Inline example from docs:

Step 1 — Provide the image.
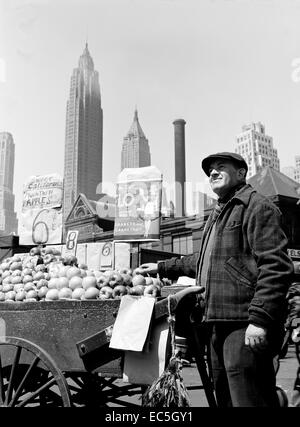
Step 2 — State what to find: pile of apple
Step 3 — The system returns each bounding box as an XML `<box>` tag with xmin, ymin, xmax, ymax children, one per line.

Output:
<box><xmin>0</xmin><ymin>246</ymin><xmax>163</xmax><ymax>302</ymax></box>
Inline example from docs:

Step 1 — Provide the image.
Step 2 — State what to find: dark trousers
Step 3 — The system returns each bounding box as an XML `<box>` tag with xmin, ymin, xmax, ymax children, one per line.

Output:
<box><xmin>208</xmin><ymin>322</ymin><xmax>280</xmax><ymax>407</ymax></box>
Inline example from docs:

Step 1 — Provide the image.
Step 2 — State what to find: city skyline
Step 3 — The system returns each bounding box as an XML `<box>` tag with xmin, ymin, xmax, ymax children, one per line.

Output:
<box><xmin>1</xmin><ymin>0</ymin><xmax>300</xmax><ymax>229</ymax></box>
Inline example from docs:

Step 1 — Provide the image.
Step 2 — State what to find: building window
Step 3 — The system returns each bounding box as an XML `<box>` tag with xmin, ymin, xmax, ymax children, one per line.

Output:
<box><xmin>172</xmin><ymin>234</ymin><xmax>193</xmax><ymax>255</ymax></box>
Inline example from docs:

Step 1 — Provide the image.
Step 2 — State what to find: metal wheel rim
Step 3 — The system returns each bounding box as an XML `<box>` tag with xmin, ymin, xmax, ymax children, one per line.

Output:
<box><xmin>0</xmin><ymin>336</ymin><xmax>71</xmax><ymax>407</ymax></box>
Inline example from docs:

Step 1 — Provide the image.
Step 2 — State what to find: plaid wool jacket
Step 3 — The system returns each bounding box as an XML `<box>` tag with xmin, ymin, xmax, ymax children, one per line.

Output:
<box><xmin>158</xmin><ymin>184</ymin><xmax>294</xmax><ymax>328</ymax></box>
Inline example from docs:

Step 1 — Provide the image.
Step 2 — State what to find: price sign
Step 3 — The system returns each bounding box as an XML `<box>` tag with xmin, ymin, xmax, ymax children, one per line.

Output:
<box><xmin>288</xmin><ymin>248</ymin><xmax>300</xmax><ymax>259</ymax></box>
<box><xmin>65</xmin><ymin>230</ymin><xmax>79</xmax><ymax>256</ymax></box>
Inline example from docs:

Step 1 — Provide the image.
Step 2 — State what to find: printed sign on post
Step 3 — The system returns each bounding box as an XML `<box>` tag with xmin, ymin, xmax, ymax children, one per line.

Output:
<box><xmin>114</xmin><ymin>166</ymin><xmax>163</xmax><ymax>242</ymax></box>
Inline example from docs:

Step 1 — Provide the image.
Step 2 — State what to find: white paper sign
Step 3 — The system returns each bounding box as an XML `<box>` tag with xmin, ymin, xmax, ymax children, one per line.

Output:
<box><xmin>109</xmin><ymin>295</ymin><xmax>155</xmax><ymax>352</ymax></box>
<box><xmin>86</xmin><ymin>242</ymin><xmax>102</xmax><ymax>271</ymax></box>
<box><xmin>76</xmin><ymin>243</ymin><xmax>87</xmax><ymax>265</ymax></box>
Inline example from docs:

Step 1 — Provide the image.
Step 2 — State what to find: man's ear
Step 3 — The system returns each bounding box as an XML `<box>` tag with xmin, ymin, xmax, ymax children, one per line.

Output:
<box><xmin>238</xmin><ymin>168</ymin><xmax>247</xmax><ymax>180</ymax></box>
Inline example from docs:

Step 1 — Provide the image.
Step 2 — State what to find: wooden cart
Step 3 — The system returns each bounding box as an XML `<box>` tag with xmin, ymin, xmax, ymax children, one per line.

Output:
<box><xmin>0</xmin><ymin>288</ymin><xmax>216</xmax><ymax>407</ymax></box>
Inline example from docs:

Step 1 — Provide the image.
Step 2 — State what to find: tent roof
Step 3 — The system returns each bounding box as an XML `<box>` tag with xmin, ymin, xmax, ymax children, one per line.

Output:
<box><xmin>247</xmin><ymin>166</ymin><xmax>300</xmax><ymax>200</ymax></box>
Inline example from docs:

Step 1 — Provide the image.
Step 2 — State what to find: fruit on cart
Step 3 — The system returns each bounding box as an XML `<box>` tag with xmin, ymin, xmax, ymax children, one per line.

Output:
<box><xmin>24</xmin><ymin>283</ymin><xmax>35</xmax><ymax>292</ymax></box>
<box><xmin>108</xmin><ymin>272</ymin><xmax>124</xmax><ymax>288</ymax></box>
<box><xmin>26</xmin><ymin>290</ymin><xmax>38</xmax><ymax>299</ymax></box>
<box><xmin>57</xmin><ymin>277</ymin><xmax>70</xmax><ymax>290</ymax></box>
<box><xmin>58</xmin><ymin>287</ymin><xmax>73</xmax><ymax>299</ymax></box>
<box><xmin>63</xmin><ymin>255</ymin><xmax>78</xmax><ymax>266</ymax></box>
<box><xmin>45</xmin><ymin>289</ymin><xmax>59</xmax><ymax>300</ymax></box>
<box><xmin>0</xmin><ymin>245</ymin><xmax>162</xmax><ymax>301</ymax></box>
<box><xmin>83</xmin><ymin>287</ymin><xmax>100</xmax><ymax>300</ymax></box>
<box><xmin>129</xmin><ymin>285</ymin><xmax>145</xmax><ymax>296</ymax></box>
<box><xmin>10</xmin><ymin>261</ymin><xmax>22</xmax><ymax>271</ymax></box>
<box><xmin>99</xmin><ymin>285</ymin><xmax>114</xmax><ymax>299</ymax></box>
<box><xmin>112</xmin><ymin>284</ymin><xmax>127</xmax><ymax>299</ymax></box>
<box><xmin>36</xmin><ymin>279</ymin><xmax>48</xmax><ymax>289</ymax></box>
<box><xmin>120</xmin><ymin>273</ymin><xmax>133</xmax><ymax>287</ymax></box>
<box><xmin>144</xmin><ymin>284</ymin><xmax>161</xmax><ymax>297</ymax></box>
<box><xmin>13</xmin><ymin>283</ymin><xmax>24</xmax><ymax>292</ymax></box>
<box><xmin>48</xmin><ymin>277</ymin><xmax>59</xmax><ymax>289</ymax></box>
<box><xmin>16</xmin><ymin>290</ymin><xmax>26</xmax><ymax>301</ymax></box>
<box><xmin>30</xmin><ymin>247</ymin><xmax>41</xmax><ymax>256</ymax></box>
<box><xmin>2</xmin><ymin>284</ymin><xmax>13</xmax><ymax>293</ymax></box>
<box><xmin>5</xmin><ymin>291</ymin><xmax>16</xmax><ymax>301</ymax></box>
<box><xmin>119</xmin><ymin>267</ymin><xmax>133</xmax><ymax>276</ymax></box>
<box><xmin>145</xmin><ymin>277</ymin><xmax>154</xmax><ymax>285</ymax></box>
<box><xmin>38</xmin><ymin>286</ymin><xmax>48</xmax><ymax>299</ymax></box>
<box><xmin>78</xmin><ymin>263</ymin><xmax>88</xmax><ymax>270</ymax></box>
<box><xmin>72</xmin><ymin>288</ymin><xmax>85</xmax><ymax>300</ymax></box>
<box><xmin>69</xmin><ymin>276</ymin><xmax>83</xmax><ymax>290</ymax></box>
<box><xmin>132</xmin><ymin>274</ymin><xmax>146</xmax><ymax>287</ymax></box>
<box><xmin>66</xmin><ymin>266</ymin><xmax>81</xmax><ymax>279</ymax></box>
<box><xmin>82</xmin><ymin>276</ymin><xmax>97</xmax><ymax>290</ymax></box>
<box><xmin>96</xmin><ymin>274</ymin><xmax>109</xmax><ymax>288</ymax></box>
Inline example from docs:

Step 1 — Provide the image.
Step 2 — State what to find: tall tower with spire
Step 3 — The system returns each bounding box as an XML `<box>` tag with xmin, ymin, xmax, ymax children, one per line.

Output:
<box><xmin>121</xmin><ymin>108</ymin><xmax>151</xmax><ymax>170</ymax></box>
<box><xmin>0</xmin><ymin>132</ymin><xmax>18</xmax><ymax>235</ymax></box>
<box><xmin>63</xmin><ymin>43</ymin><xmax>103</xmax><ymax>220</ymax></box>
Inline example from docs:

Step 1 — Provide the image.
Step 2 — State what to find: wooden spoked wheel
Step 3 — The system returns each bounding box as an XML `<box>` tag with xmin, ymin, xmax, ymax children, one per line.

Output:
<box><xmin>0</xmin><ymin>337</ymin><xmax>71</xmax><ymax>407</ymax></box>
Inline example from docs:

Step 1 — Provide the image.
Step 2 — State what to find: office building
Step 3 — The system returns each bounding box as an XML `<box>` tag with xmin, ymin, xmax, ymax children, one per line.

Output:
<box><xmin>282</xmin><ymin>155</ymin><xmax>300</xmax><ymax>183</ymax></box>
<box><xmin>235</xmin><ymin>122</ymin><xmax>280</xmax><ymax>178</ymax></box>
<box><xmin>0</xmin><ymin>132</ymin><xmax>18</xmax><ymax>235</ymax></box>
<box><xmin>121</xmin><ymin>109</ymin><xmax>151</xmax><ymax>170</ymax></box>
<box><xmin>63</xmin><ymin>43</ymin><xmax>103</xmax><ymax>220</ymax></box>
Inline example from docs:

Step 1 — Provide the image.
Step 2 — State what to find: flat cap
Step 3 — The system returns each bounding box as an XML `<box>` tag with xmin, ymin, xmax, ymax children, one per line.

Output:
<box><xmin>202</xmin><ymin>152</ymin><xmax>248</xmax><ymax>176</ymax></box>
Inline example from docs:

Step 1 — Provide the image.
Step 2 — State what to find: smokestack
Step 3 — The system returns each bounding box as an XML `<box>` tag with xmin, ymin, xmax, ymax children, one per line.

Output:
<box><xmin>173</xmin><ymin>118</ymin><xmax>186</xmax><ymax>217</ymax></box>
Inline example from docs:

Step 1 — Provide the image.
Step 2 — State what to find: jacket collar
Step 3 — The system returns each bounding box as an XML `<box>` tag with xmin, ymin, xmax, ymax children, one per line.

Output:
<box><xmin>230</xmin><ymin>183</ymin><xmax>255</xmax><ymax>206</ymax></box>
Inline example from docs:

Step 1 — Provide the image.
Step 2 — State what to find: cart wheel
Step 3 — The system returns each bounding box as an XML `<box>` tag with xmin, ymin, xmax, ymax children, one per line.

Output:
<box><xmin>0</xmin><ymin>336</ymin><xmax>72</xmax><ymax>407</ymax></box>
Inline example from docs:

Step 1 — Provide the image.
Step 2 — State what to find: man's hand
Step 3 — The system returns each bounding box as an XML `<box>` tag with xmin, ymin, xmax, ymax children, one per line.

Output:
<box><xmin>135</xmin><ymin>263</ymin><xmax>158</xmax><ymax>277</ymax></box>
<box><xmin>245</xmin><ymin>324</ymin><xmax>268</xmax><ymax>351</ymax></box>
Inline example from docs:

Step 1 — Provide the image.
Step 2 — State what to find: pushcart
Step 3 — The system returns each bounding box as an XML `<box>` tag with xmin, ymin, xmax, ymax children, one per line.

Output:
<box><xmin>0</xmin><ymin>287</ymin><xmax>216</xmax><ymax>407</ymax></box>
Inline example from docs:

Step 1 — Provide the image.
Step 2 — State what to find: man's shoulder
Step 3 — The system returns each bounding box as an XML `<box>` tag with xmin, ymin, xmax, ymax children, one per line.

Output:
<box><xmin>248</xmin><ymin>189</ymin><xmax>281</xmax><ymax>213</ymax></box>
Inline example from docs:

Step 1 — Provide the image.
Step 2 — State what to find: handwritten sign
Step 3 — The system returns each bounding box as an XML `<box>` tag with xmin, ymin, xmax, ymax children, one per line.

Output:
<box><xmin>22</xmin><ymin>174</ymin><xmax>63</xmax><ymax>211</ymax></box>
<box><xmin>19</xmin><ymin>174</ymin><xmax>63</xmax><ymax>245</ymax></box>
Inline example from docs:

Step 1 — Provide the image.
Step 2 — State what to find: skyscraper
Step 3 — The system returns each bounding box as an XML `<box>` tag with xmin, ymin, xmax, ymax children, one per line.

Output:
<box><xmin>121</xmin><ymin>109</ymin><xmax>151</xmax><ymax>170</ymax></box>
<box><xmin>0</xmin><ymin>132</ymin><xmax>18</xmax><ymax>235</ymax></box>
<box><xmin>235</xmin><ymin>122</ymin><xmax>280</xmax><ymax>178</ymax></box>
<box><xmin>282</xmin><ymin>155</ymin><xmax>300</xmax><ymax>183</ymax></box>
<box><xmin>63</xmin><ymin>43</ymin><xmax>103</xmax><ymax>220</ymax></box>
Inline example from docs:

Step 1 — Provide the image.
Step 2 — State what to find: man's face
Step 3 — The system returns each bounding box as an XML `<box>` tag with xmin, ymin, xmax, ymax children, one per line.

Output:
<box><xmin>208</xmin><ymin>160</ymin><xmax>245</xmax><ymax>198</ymax></box>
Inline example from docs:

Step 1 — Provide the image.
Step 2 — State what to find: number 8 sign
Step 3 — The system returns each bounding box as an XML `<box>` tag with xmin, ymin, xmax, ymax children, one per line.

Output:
<box><xmin>65</xmin><ymin>230</ymin><xmax>79</xmax><ymax>256</ymax></box>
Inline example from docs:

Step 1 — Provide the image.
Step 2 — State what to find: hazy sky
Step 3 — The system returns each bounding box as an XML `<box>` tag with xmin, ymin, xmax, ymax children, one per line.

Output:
<box><xmin>1</xmin><ymin>0</ymin><xmax>300</xmax><ymax>226</ymax></box>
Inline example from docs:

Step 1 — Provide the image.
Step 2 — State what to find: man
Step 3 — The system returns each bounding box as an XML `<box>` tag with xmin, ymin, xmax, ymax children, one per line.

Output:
<box><xmin>138</xmin><ymin>152</ymin><xmax>294</xmax><ymax>407</ymax></box>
